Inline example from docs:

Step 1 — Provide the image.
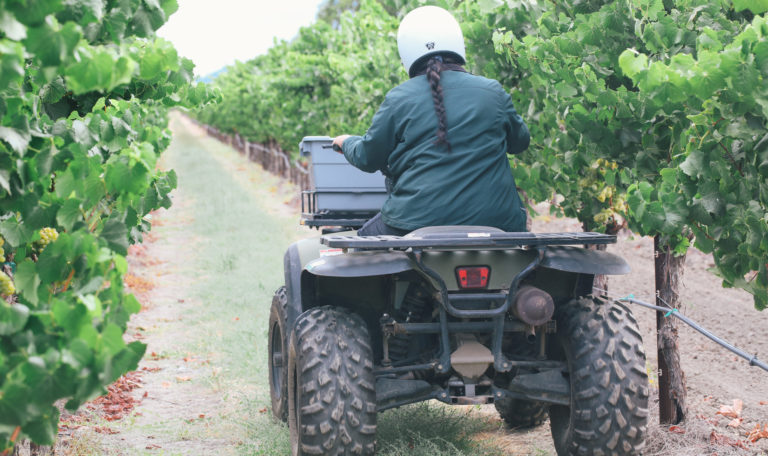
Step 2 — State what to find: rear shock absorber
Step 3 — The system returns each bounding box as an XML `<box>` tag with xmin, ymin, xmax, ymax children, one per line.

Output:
<box><xmin>387</xmin><ymin>286</ymin><xmax>432</xmax><ymax>365</ymax></box>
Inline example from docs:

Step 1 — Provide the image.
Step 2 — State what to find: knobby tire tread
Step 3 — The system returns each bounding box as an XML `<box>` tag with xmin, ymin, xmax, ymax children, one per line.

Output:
<box><xmin>495</xmin><ymin>396</ymin><xmax>549</xmax><ymax>429</ymax></box>
<box><xmin>496</xmin><ymin>333</ymin><xmax>549</xmax><ymax>428</ymax></box>
<box><xmin>550</xmin><ymin>296</ymin><xmax>649</xmax><ymax>456</ymax></box>
<box><xmin>289</xmin><ymin>306</ymin><xmax>376</xmax><ymax>456</ymax></box>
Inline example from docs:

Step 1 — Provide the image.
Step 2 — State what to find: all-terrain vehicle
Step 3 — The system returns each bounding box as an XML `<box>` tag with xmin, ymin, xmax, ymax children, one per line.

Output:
<box><xmin>269</xmin><ymin>137</ymin><xmax>649</xmax><ymax>455</ymax></box>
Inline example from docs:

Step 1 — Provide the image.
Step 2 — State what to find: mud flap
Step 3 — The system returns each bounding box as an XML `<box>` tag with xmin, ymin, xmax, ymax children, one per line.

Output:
<box><xmin>504</xmin><ymin>368</ymin><xmax>570</xmax><ymax>406</ymax></box>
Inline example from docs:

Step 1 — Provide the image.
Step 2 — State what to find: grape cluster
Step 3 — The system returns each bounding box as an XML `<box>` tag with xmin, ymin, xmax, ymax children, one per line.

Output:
<box><xmin>596</xmin><ymin>186</ymin><xmax>614</xmax><ymax>203</ymax></box>
<box><xmin>594</xmin><ymin>158</ymin><xmax>619</xmax><ymax>171</ymax></box>
<box><xmin>0</xmin><ymin>237</ymin><xmax>4</xmax><ymax>263</ymax></box>
<box><xmin>0</xmin><ymin>271</ymin><xmax>14</xmax><ymax>297</ymax></box>
<box><xmin>581</xmin><ymin>158</ymin><xmax>629</xmax><ymax>226</ymax></box>
<box><xmin>36</xmin><ymin>227</ymin><xmax>59</xmax><ymax>251</ymax></box>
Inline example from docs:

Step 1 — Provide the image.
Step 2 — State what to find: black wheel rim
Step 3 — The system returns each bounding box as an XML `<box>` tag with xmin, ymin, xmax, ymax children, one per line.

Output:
<box><xmin>270</xmin><ymin>322</ymin><xmax>283</xmax><ymax>400</ymax></box>
<box><xmin>291</xmin><ymin>360</ymin><xmax>300</xmax><ymax>456</ymax></box>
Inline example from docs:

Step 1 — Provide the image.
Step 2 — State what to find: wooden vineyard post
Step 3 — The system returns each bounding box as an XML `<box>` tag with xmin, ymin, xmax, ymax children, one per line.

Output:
<box><xmin>654</xmin><ymin>235</ymin><xmax>688</xmax><ymax>424</ymax></box>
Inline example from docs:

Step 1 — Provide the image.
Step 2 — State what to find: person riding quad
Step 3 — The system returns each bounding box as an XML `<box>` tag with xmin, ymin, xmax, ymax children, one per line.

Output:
<box><xmin>332</xmin><ymin>5</ymin><xmax>530</xmax><ymax>236</ymax></box>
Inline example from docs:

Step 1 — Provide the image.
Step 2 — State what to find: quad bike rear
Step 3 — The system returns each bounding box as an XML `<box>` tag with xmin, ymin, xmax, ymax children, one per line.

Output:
<box><xmin>268</xmin><ymin>137</ymin><xmax>649</xmax><ymax>455</ymax></box>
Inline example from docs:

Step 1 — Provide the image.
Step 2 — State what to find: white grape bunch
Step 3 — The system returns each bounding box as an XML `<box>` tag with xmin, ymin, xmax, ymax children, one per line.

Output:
<box><xmin>36</xmin><ymin>227</ymin><xmax>59</xmax><ymax>251</ymax></box>
<box><xmin>0</xmin><ymin>271</ymin><xmax>15</xmax><ymax>297</ymax></box>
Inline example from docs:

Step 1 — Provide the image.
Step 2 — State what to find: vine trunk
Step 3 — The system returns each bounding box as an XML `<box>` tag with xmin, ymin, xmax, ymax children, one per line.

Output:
<box><xmin>654</xmin><ymin>235</ymin><xmax>688</xmax><ymax>424</ymax></box>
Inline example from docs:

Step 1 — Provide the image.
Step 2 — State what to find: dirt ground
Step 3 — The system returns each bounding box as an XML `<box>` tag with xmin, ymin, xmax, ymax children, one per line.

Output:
<box><xmin>55</xmin><ymin>116</ymin><xmax>768</xmax><ymax>455</ymax></box>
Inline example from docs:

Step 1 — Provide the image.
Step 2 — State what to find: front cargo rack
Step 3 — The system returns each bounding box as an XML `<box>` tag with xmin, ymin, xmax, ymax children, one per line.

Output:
<box><xmin>300</xmin><ymin>190</ymin><xmax>377</xmax><ymax>229</ymax></box>
<box><xmin>321</xmin><ymin>231</ymin><xmax>616</xmax><ymax>250</ymax></box>
<box><xmin>299</xmin><ymin>136</ymin><xmax>388</xmax><ymax>230</ymax></box>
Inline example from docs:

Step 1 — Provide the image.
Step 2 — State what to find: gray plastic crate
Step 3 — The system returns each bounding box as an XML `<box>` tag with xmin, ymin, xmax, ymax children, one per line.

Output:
<box><xmin>299</xmin><ymin>136</ymin><xmax>387</xmax><ymax>213</ymax></box>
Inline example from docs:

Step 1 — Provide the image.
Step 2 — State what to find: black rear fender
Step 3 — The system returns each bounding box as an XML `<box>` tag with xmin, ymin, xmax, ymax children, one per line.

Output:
<box><xmin>283</xmin><ymin>244</ymin><xmax>304</xmax><ymax>333</ymax></box>
<box><xmin>536</xmin><ymin>246</ymin><xmax>629</xmax><ymax>303</ymax></box>
<box><xmin>299</xmin><ymin>251</ymin><xmax>416</xmax><ymax>314</ymax></box>
<box><xmin>541</xmin><ymin>246</ymin><xmax>630</xmax><ymax>276</ymax></box>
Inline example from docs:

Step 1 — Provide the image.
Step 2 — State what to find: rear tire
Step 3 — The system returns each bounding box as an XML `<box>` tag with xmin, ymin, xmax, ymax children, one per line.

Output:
<box><xmin>495</xmin><ymin>396</ymin><xmax>548</xmax><ymax>429</ymax></box>
<box><xmin>288</xmin><ymin>306</ymin><xmax>377</xmax><ymax>456</ymax></box>
<box><xmin>268</xmin><ymin>286</ymin><xmax>289</xmax><ymax>422</ymax></box>
<box><xmin>549</xmin><ymin>296</ymin><xmax>649</xmax><ymax>456</ymax></box>
<box><xmin>496</xmin><ymin>333</ymin><xmax>549</xmax><ymax>429</ymax></box>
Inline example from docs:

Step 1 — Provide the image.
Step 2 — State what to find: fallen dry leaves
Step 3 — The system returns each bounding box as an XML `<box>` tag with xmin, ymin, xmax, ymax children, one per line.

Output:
<box><xmin>727</xmin><ymin>418</ymin><xmax>743</xmax><ymax>428</ymax></box>
<box><xmin>184</xmin><ymin>413</ymin><xmax>207</xmax><ymax>424</ymax></box>
<box><xmin>695</xmin><ymin>413</ymin><xmax>721</xmax><ymax>426</ymax></box>
<box><xmin>123</xmin><ymin>273</ymin><xmax>155</xmax><ymax>296</ymax></box>
<box><xmin>127</xmin><ymin>244</ymin><xmax>161</xmax><ymax>266</ymax></box>
<box><xmin>709</xmin><ymin>430</ymin><xmax>749</xmax><ymax>449</ymax></box>
<box><xmin>59</xmin><ymin>371</ymin><xmax>147</xmax><ymax>435</ymax></box>
<box><xmin>716</xmin><ymin>399</ymin><xmax>743</xmax><ymax>419</ymax></box>
<box><xmin>668</xmin><ymin>425</ymin><xmax>685</xmax><ymax>434</ymax></box>
<box><xmin>747</xmin><ymin>424</ymin><xmax>768</xmax><ymax>443</ymax></box>
<box><xmin>88</xmin><ymin>371</ymin><xmax>144</xmax><ymax>422</ymax></box>
<box><xmin>716</xmin><ymin>399</ymin><xmax>746</xmax><ymax>429</ymax></box>
<box><xmin>147</xmin><ymin>351</ymin><xmax>168</xmax><ymax>361</ymax></box>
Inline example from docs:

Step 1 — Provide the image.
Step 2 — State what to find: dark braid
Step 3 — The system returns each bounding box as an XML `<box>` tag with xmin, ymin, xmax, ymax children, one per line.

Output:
<box><xmin>425</xmin><ymin>56</ymin><xmax>451</xmax><ymax>151</ymax></box>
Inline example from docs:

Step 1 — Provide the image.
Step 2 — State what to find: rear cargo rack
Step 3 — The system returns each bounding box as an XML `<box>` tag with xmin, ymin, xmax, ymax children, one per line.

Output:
<box><xmin>321</xmin><ymin>231</ymin><xmax>616</xmax><ymax>250</ymax></box>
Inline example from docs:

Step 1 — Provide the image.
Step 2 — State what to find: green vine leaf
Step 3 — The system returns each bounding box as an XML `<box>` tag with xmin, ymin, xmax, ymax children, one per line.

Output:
<box><xmin>0</xmin><ymin>0</ymin><xmax>210</xmax><ymax>448</ymax></box>
<box><xmin>0</xmin><ymin>303</ymin><xmax>30</xmax><ymax>336</ymax></box>
<box><xmin>733</xmin><ymin>0</ymin><xmax>768</xmax><ymax>14</ymax></box>
<box><xmin>0</xmin><ymin>10</ymin><xmax>27</xmax><ymax>40</ymax></box>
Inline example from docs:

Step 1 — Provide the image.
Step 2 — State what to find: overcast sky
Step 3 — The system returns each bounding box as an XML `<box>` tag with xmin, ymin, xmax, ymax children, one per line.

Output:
<box><xmin>157</xmin><ymin>0</ymin><xmax>325</xmax><ymax>77</ymax></box>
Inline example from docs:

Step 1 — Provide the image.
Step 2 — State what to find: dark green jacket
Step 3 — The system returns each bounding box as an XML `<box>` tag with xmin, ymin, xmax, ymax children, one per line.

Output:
<box><xmin>342</xmin><ymin>71</ymin><xmax>529</xmax><ymax>232</ymax></box>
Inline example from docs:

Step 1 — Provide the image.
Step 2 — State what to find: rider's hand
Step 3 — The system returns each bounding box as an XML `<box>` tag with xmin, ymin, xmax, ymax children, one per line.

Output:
<box><xmin>332</xmin><ymin>135</ymin><xmax>350</xmax><ymax>153</ymax></box>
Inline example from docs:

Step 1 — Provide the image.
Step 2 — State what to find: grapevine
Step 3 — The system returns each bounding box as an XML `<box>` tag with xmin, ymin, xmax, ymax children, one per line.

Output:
<box><xmin>487</xmin><ymin>0</ymin><xmax>768</xmax><ymax>308</ymax></box>
<box><xmin>197</xmin><ymin>0</ymin><xmax>768</xmax><ymax>307</ymax></box>
<box><xmin>0</xmin><ymin>0</ymin><xmax>217</xmax><ymax>450</ymax></box>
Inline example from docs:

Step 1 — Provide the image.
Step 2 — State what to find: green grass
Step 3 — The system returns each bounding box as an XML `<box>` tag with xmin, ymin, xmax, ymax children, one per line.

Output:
<box><xmin>160</xmin><ymin>117</ymin><xmax>293</xmax><ymax>454</ymax></box>
<box><xmin>131</xmin><ymin>115</ymin><xmax>514</xmax><ymax>455</ymax></box>
<box><xmin>378</xmin><ymin>404</ymin><xmax>505</xmax><ymax>455</ymax></box>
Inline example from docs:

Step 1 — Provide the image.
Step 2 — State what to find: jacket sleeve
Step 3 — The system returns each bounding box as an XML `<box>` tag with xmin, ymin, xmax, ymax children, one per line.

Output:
<box><xmin>502</xmin><ymin>93</ymin><xmax>530</xmax><ymax>155</ymax></box>
<box><xmin>342</xmin><ymin>95</ymin><xmax>397</xmax><ymax>173</ymax></box>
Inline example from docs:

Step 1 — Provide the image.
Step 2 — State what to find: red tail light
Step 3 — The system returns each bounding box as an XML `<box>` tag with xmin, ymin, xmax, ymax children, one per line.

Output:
<box><xmin>455</xmin><ymin>266</ymin><xmax>490</xmax><ymax>289</ymax></box>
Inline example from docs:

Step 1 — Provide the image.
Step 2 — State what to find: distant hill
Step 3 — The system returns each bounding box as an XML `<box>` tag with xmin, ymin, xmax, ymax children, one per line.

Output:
<box><xmin>196</xmin><ymin>67</ymin><xmax>227</xmax><ymax>84</ymax></box>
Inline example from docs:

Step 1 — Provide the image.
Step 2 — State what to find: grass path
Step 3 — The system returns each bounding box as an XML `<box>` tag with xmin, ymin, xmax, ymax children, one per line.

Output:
<box><xmin>60</xmin><ymin>114</ymin><xmax>554</xmax><ymax>455</ymax></box>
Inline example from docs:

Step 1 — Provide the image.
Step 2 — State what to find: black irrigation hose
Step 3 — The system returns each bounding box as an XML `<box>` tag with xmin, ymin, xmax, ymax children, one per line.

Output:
<box><xmin>618</xmin><ymin>296</ymin><xmax>768</xmax><ymax>373</ymax></box>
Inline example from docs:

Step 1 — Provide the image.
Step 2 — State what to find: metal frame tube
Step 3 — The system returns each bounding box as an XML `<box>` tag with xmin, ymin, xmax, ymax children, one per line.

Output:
<box><xmin>392</xmin><ymin>320</ymin><xmax>527</xmax><ymax>334</ymax></box>
<box><xmin>406</xmin><ymin>248</ymin><xmax>545</xmax><ymax>374</ymax></box>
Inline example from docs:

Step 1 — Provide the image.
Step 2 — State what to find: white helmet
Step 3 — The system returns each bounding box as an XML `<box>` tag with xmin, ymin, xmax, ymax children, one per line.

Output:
<box><xmin>397</xmin><ymin>6</ymin><xmax>466</xmax><ymax>78</ymax></box>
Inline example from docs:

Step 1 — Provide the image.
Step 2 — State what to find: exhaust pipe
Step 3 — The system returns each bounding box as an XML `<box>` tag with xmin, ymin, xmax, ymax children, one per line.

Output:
<box><xmin>524</xmin><ymin>324</ymin><xmax>537</xmax><ymax>344</ymax></box>
<box><xmin>513</xmin><ymin>285</ymin><xmax>554</xmax><ymax>327</ymax></box>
